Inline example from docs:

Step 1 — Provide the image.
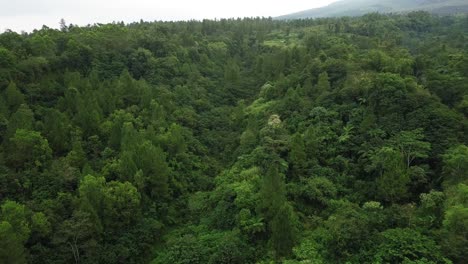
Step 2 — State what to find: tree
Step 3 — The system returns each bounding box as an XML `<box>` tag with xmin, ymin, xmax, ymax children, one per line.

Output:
<box><xmin>270</xmin><ymin>202</ymin><xmax>299</xmax><ymax>258</ymax></box>
<box><xmin>53</xmin><ymin>211</ymin><xmax>100</xmax><ymax>264</ymax></box>
<box><xmin>280</xmin><ymin>88</ymin><xmax>303</xmax><ymax>117</ymax></box>
<box><xmin>284</xmin><ymin>238</ymin><xmax>325</xmax><ymax>264</ymax></box>
<box><xmin>419</xmin><ymin>191</ymin><xmax>445</xmax><ymax>228</ymax></box>
<box><xmin>103</xmin><ymin>181</ymin><xmax>141</xmax><ymax>230</ymax></box>
<box><xmin>42</xmin><ymin>109</ymin><xmax>71</xmax><ymax>154</ymax></box>
<box><xmin>259</xmin><ymin>165</ymin><xmax>287</xmax><ymax>220</ymax></box>
<box><xmin>154</xmin><ymin>234</ymin><xmax>205</xmax><ymax>264</ymax></box>
<box><xmin>59</xmin><ymin>18</ymin><xmax>68</xmax><ymax>32</ymax></box>
<box><xmin>288</xmin><ymin>133</ymin><xmax>307</xmax><ymax>179</ymax></box>
<box><xmin>0</xmin><ymin>47</ymin><xmax>15</xmax><ymax>88</ymax></box>
<box><xmin>6</xmin><ymin>104</ymin><xmax>34</xmax><ymax>138</ymax></box>
<box><xmin>107</xmin><ymin>111</ymin><xmax>136</xmax><ymax>150</ymax></box>
<box><xmin>258</xmin><ymin>115</ymin><xmax>298</xmax><ymax>258</ymax></box>
<box><xmin>224</xmin><ymin>60</ymin><xmax>242</xmax><ymax>101</ymax></box>
<box><xmin>31</xmin><ymin>212</ymin><xmax>51</xmax><ymax>238</ymax></box>
<box><xmin>456</xmin><ymin>95</ymin><xmax>468</xmax><ymax>117</ymax></box>
<box><xmin>369</xmin><ymin>147</ymin><xmax>409</xmax><ymax>203</ymax></box>
<box><xmin>316</xmin><ymin>71</ymin><xmax>331</xmax><ymax>95</ymax></box>
<box><xmin>366</xmin><ymin>49</ymin><xmax>390</xmax><ymax>72</ymax></box>
<box><xmin>322</xmin><ymin>201</ymin><xmax>371</xmax><ymax>262</ymax></box>
<box><xmin>442</xmin><ymin>145</ymin><xmax>468</xmax><ymax>186</ymax></box>
<box><xmin>3</xmin><ymin>82</ymin><xmax>24</xmax><ymax>114</ymax></box>
<box><xmin>0</xmin><ymin>200</ymin><xmax>30</xmax><ymax>243</ymax></box>
<box><xmin>75</xmin><ymin>93</ymin><xmax>102</xmax><ymax>137</ymax></box>
<box><xmin>302</xmin><ymin>77</ymin><xmax>314</xmax><ymax>98</ymax></box>
<box><xmin>66</xmin><ymin>130</ymin><xmax>87</xmax><ymax>169</ymax></box>
<box><xmin>128</xmin><ymin>48</ymin><xmax>155</xmax><ymax>79</ymax></box>
<box><xmin>441</xmin><ymin>184</ymin><xmax>468</xmax><ymax>263</ymax></box>
<box><xmin>8</xmin><ymin>129</ymin><xmax>52</xmax><ymax>171</ymax></box>
<box><xmin>390</xmin><ymin>129</ymin><xmax>431</xmax><ymax>168</ymax></box>
<box><xmin>0</xmin><ymin>46</ymin><xmax>15</xmax><ymax>69</ymax></box>
<box><xmin>372</xmin><ymin>228</ymin><xmax>450</xmax><ymax>263</ymax></box>
<box><xmin>161</xmin><ymin>123</ymin><xmax>187</xmax><ymax>157</ymax></box>
<box><xmin>239</xmin><ymin>127</ymin><xmax>257</xmax><ymax>154</ymax></box>
<box><xmin>62</xmin><ymin>39</ymin><xmax>93</xmax><ymax>73</ymax></box>
<box><xmin>120</xmin><ymin>141</ymin><xmax>170</xmax><ymax>200</ymax></box>
<box><xmin>78</xmin><ymin>175</ymin><xmax>106</xmax><ymax>233</ymax></box>
<box><xmin>292</xmin><ymin>177</ymin><xmax>337</xmax><ymax>213</ymax></box>
<box><xmin>0</xmin><ymin>221</ymin><xmax>27</xmax><ymax>264</ymax></box>
<box><xmin>29</xmin><ymin>34</ymin><xmax>56</xmax><ymax>57</ymax></box>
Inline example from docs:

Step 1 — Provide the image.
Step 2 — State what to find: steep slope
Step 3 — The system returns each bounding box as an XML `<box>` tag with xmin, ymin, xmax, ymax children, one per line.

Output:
<box><xmin>277</xmin><ymin>0</ymin><xmax>468</xmax><ymax>19</ymax></box>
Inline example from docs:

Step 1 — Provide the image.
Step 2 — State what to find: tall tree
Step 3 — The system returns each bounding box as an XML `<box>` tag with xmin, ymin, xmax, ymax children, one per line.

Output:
<box><xmin>3</xmin><ymin>82</ymin><xmax>24</xmax><ymax>114</ymax></box>
<box><xmin>258</xmin><ymin>115</ymin><xmax>298</xmax><ymax>258</ymax></box>
<box><xmin>442</xmin><ymin>145</ymin><xmax>468</xmax><ymax>186</ymax></box>
<box><xmin>6</xmin><ymin>104</ymin><xmax>34</xmax><ymax>138</ymax></box>
<box><xmin>369</xmin><ymin>147</ymin><xmax>409</xmax><ymax>203</ymax></box>
<box><xmin>316</xmin><ymin>71</ymin><xmax>331</xmax><ymax>95</ymax></box>
<box><xmin>0</xmin><ymin>221</ymin><xmax>27</xmax><ymax>264</ymax></box>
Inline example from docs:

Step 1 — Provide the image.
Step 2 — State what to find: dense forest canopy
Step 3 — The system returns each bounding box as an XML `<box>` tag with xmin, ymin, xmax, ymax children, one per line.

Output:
<box><xmin>0</xmin><ymin>12</ymin><xmax>467</xmax><ymax>264</ymax></box>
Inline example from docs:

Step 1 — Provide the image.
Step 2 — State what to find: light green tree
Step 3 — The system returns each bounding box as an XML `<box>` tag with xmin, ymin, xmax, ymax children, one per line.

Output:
<box><xmin>442</xmin><ymin>145</ymin><xmax>468</xmax><ymax>186</ymax></box>
<box><xmin>8</xmin><ymin>129</ymin><xmax>52</xmax><ymax>170</ymax></box>
<box><xmin>390</xmin><ymin>129</ymin><xmax>431</xmax><ymax>168</ymax></box>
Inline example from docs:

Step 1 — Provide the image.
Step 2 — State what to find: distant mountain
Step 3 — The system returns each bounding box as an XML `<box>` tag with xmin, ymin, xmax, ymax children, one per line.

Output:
<box><xmin>277</xmin><ymin>0</ymin><xmax>468</xmax><ymax>19</ymax></box>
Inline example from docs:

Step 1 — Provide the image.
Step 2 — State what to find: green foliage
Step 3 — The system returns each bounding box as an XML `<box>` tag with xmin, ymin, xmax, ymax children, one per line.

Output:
<box><xmin>442</xmin><ymin>145</ymin><xmax>468</xmax><ymax>186</ymax></box>
<box><xmin>0</xmin><ymin>13</ymin><xmax>466</xmax><ymax>264</ymax></box>
<box><xmin>320</xmin><ymin>201</ymin><xmax>372</xmax><ymax>262</ymax></box>
<box><xmin>0</xmin><ymin>200</ymin><xmax>30</xmax><ymax>243</ymax></box>
<box><xmin>440</xmin><ymin>184</ymin><xmax>468</xmax><ymax>263</ymax></box>
<box><xmin>369</xmin><ymin>147</ymin><xmax>410</xmax><ymax>203</ymax></box>
<box><xmin>283</xmin><ymin>238</ymin><xmax>325</xmax><ymax>264</ymax></box>
<box><xmin>3</xmin><ymin>82</ymin><xmax>24</xmax><ymax>114</ymax></box>
<box><xmin>390</xmin><ymin>129</ymin><xmax>431</xmax><ymax>168</ymax></box>
<box><xmin>78</xmin><ymin>174</ymin><xmax>106</xmax><ymax>232</ymax></box>
<box><xmin>6</xmin><ymin>104</ymin><xmax>34</xmax><ymax>138</ymax></box>
<box><xmin>52</xmin><ymin>210</ymin><xmax>101</xmax><ymax>264</ymax></box>
<box><xmin>0</xmin><ymin>221</ymin><xmax>27</xmax><ymax>264</ymax></box>
<box><xmin>31</xmin><ymin>212</ymin><xmax>51</xmax><ymax>237</ymax></box>
<box><xmin>121</xmin><ymin>140</ymin><xmax>170</xmax><ymax>199</ymax></box>
<box><xmin>42</xmin><ymin>109</ymin><xmax>71</xmax><ymax>154</ymax></box>
<box><xmin>8</xmin><ymin>129</ymin><xmax>52</xmax><ymax>170</ymax></box>
<box><xmin>316</xmin><ymin>71</ymin><xmax>331</xmax><ymax>95</ymax></box>
<box><xmin>291</xmin><ymin>176</ymin><xmax>337</xmax><ymax>213</ymax></box>
<box><xmin>372</xmin><ymin>228</ymin><xmax>451</xmax><ymax>263</ymax></box>
<box><xmin>154</xmin><ymin>230</ymin><xmax>252</xmax><ymax>264</ymax></box>
<box><xmin>288</xmin><ymin>133</ymin><xmax>307</xmax><ymax>179</ymax></box>
<box><xmin>270</xmin><ymin>202</ymin><xmax>299</xmax><ymax>258</ymax></box>
<box><xmin>103</xmin><ymin>181</ymin><xmax>141</xmax><ymax>229</ymax></box>
<box><xmin>0</xmin><ymin>47</ymin><xmax>16</xmax><ymax>68</ymax></box>
<box><xmin>419</xmin><ymin>190</ymin><xmax>445</xmax><ymax>228</ymax></box>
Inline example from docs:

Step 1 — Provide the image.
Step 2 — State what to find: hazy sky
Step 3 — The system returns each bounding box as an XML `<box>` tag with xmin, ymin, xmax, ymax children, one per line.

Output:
<box><xmin>0</xmin><ymin>0</ymin><xmax>339</xmax><ymax>32</ymax></box>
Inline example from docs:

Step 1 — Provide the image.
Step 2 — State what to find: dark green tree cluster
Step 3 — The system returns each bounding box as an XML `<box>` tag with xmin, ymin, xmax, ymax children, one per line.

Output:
<box><xmin>0</xmin><ymin>12</ymin><xmax>467</xmax><ymax>263</ymax></box>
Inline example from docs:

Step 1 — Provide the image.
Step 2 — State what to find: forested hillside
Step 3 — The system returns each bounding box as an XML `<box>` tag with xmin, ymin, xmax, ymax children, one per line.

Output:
<box><xmin>0</xmin><ymin>12</ymin><xmax>467</xmax><ymax>264</ymax></box>
<box><xmin>277</xmin><ymin>0</ymin><xmax>468</xmax><ymax>19</ymax></box>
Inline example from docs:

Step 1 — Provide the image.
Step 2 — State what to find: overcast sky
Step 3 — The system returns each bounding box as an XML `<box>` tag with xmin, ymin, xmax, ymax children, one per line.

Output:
<box><xmin>0</xmin><ymin>0</ymin><xmax>339</xmax><ymax>32</ymax></box>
